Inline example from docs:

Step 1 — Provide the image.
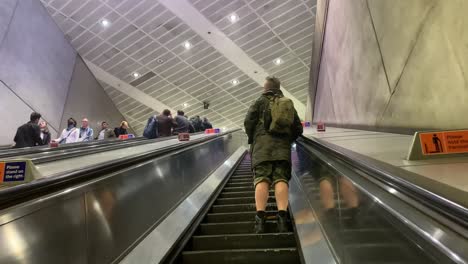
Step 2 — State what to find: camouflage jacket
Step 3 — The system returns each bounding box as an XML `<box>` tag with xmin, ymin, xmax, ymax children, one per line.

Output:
<box><xmin>244</xmin><ymin>89</ymin><xmax>303</xmax><ymax>168</ymax></box>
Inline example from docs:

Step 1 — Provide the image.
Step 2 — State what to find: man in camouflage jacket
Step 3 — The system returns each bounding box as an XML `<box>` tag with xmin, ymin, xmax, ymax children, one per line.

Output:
<box><xmin>244</xmin><ymin>76</ymin><xmax>303</xmax><ymax>233</ymax></box>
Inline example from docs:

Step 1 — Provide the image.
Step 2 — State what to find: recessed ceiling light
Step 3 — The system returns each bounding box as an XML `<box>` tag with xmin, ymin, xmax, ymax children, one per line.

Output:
<box><xmin>183</xmin><ymin>103</ymin><xmax>189</xmax><ymax>108</ymax></box>
<box><xmin>183</xmin><ymin>41</ymin><xmax>192</xmax><ymax>49</ymax></box>
<box><xmin>231</xmin><ymin>79</ymin><xmax>239</xmax><ymax>85</ymax></box>
<box><xmin>222</xmin><ymin>127</ymin><xmax>226</xmax><ymax>130</ymax></box>
<box><xmin>132</xmin><ymin>72</ymin><xmax>140</xmax><ymax>78</ymax></box>
<box><xmin>100</xmin><ymin>19</ymin><xmax>110</xmax><ymax>27</ymax></box>
<box><xmin>229</xmin><ymin>14</ymin><xmax>239</xmax><ymax>23</ymax></box>
<box><xmin>274</xmin><ymin>58</ymin><xmax>283</xmax><ymax>65</ymax></box>
<box><xmin>156</xmin><ymin>58</ymin><xmax>164</xmax><ymax>64</ymax></box>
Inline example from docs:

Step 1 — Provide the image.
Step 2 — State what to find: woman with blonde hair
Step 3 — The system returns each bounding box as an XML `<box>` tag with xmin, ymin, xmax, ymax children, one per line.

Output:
<box><xmin>114</xmin><ymin>121</ymin><xmax>129</xmax><ymax>137</ymax></box>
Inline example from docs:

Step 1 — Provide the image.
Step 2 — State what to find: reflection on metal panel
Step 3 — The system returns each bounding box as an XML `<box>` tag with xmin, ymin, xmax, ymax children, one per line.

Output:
<box><xmin>121</xmin><ymin>147</ymin><xmax>246</xmax><ymax>264</ymax></box>
<box><xmin>0</xmin><ymin>196</ymin><xmax>87</xmax><ymax>264</ymax></box>
<box><xmin>289</xmin><ymin>172</ymin><xmax>336</xmax><ymax>264</ymax></box>
<box><xmin>0</xmin><ymin>131</ymin><xmax>245</xmax><ymax>263</ymax></box>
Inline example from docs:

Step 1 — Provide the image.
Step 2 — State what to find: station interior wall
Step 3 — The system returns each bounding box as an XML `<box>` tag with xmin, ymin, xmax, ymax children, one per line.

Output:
<box><xmin>311</xmin><ymin>0</ymin><xmax>468</xmax><ymax>131</ymax></box>
<box><xmin>0</xmin><ymin>0</ymin><xmax>127</xmax><ymax>145</ymax></box>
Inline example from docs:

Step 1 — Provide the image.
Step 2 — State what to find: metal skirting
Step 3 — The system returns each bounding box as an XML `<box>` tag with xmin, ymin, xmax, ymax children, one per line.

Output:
<box><xmin>289</xmin><ymin>171</ymin><xmax>337</xmax><ymax>264</ymax></box>
<box><xmin>120</xmin><ymin>147</ymin><xmax>247</xmax><ymax>264</ymax></box>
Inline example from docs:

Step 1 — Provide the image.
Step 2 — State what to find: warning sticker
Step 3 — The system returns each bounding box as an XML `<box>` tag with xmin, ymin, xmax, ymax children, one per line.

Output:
<box><xmin>420</xmin><ymin>131</ymin><xmax>468</xmax><ymax>155</ymax></box>
<box><xmin>0</xmin><ymin>162</ymin><xmax>4</xmax><ymax>183</ymax></box>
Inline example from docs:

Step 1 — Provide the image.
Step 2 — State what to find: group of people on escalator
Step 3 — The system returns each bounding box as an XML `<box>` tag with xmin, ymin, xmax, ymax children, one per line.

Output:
<box><xmin>12</xmin><ymin>109</ymin><xmax>213</xmax><ymax>148</ymax></box>
<box><xmin>141</xmin><ymin>109</ymin><xmax>212</xmax><ymax>139</ymax></box>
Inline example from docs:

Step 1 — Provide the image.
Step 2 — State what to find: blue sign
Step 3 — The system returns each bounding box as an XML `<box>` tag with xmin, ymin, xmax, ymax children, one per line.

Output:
<box><xmin>128</xmin><ymin>134</ymin><xmax>135</xmax><ymax>138</ymax></box>
<box><xmin>3</xmin><ymin>162</ymin><xmax>26</xmax><ymax>182</ymax></box>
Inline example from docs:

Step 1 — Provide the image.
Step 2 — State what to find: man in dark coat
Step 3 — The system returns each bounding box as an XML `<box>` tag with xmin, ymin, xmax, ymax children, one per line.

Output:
<box><xmin>156</xmin><ymin>109</ymin><xmax>177</xmax><ymax>137</ymax></box>
<box><xmin>14</xmin><ymin>112</ymin><xmax>43</xmax><ymax>148</ymax></box>
<box><xmin>244</xmin><ymin>76</ymin><xmax>303</xmax><ymax>233</ymax></box>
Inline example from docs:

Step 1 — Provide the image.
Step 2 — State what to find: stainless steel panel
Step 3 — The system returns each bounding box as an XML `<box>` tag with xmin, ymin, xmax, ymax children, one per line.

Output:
<box><xmin>0</xmin><ymin>131</ymin><xmax>245</xmax><ymax>264</ymax></box>
<box><xmin>120</xmin><ymin>147</ymin><xmax>247</xmax><ymax>264</ymax></box>
<box><xmin>85</xmin><ymin>134</ymin><xmax>243</xmax><ymax>263</ymax></box>
<box><xmin>0</xmin><ymin>196</ymin><xmax>87</xmax><ymax>264</ymax></box>
<box><xmin>289</xmin><ymin>171</ymin><xmax>337</xmax><ymax>264</ymax></box>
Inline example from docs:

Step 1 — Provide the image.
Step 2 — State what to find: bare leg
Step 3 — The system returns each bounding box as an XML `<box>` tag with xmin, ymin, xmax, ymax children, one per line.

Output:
<box><xmin>320</xmin><ymin>179</ymin><xmax>335</xmax><ymax>210</ymax></box>
<box><xmin>339</xmin><ymin>177</ymin><xmax>359</xmax><ymax>208</ymax></box>
<box><xmin>274</xmin><ymin>181</ymin><xmax>289</xmax><ymax>211</ymax></box>
<box><xmin>255</xmin><ymin>181</ymin><xmax>270</xmax><ymax>211</ymax></box>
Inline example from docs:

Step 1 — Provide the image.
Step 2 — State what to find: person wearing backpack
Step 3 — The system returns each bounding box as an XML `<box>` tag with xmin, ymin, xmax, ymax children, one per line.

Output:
<box><xmin>244</xmin><ymin>76</ymin><xmax>303</xmax><ymax>234</ymax></box>
<box><xmin>143</xmin><ymin>115</ymin><xmax>159</xmax><ymax>139</ymax></box>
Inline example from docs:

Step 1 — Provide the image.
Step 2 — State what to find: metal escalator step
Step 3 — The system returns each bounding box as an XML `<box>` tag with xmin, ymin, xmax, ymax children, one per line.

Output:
<box><xmin>211</xmin><ymin>203</ymin><xmax>277</xmax><ymax>213</ymax></box>
<box><xmin>199</xmin><ymin>221</ymin><xmax>280</xmax><ymax>235</ymax></box>
<box><xmin>222</xmin><ymin>186</ymin><xmax>254</xmax><ymax>192</ymax></box>
<box><xmin>182</xmin><ymin>248</ymin><xmax>300</xmax><ymax>264</ymax></box>
<box><xmin>190</xmin><ymin>233</ymin><xmax>296</xmax><ymax>250</ymax></box>
<box><xmin>225</xmin><ymin>182</ymin><xmax>254</xmax><ymax>188</ymax></box>
<box><xmin>228</xmin><ymin>179</ymin><xmax>253</xmax><ymax>184</ymax></box>
<box><xmin>219</xmin><ymin>191</ymin><xmax>273</xmax><ymax>198</ymax></box>
<box><xmin>205</xmin><ymin>211</ymin><xmax>277</xmax><ymax>223</ymax></box>
<box><xmin>215</xmin><ymin>197</ymin><xmax>275</xmax><ymax>205</ymax></box>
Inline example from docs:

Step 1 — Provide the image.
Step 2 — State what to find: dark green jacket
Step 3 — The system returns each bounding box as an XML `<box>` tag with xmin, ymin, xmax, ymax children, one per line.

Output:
<box><xmin>244</xmin><ymin>89</ymin><xmax>303</xmax><ymax>167</ymax></box>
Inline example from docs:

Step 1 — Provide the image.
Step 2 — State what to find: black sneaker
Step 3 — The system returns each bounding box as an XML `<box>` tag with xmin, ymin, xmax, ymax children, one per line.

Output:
<box><xmin>277</xmin><ymin>213</ymin><xmax>289</xmax><ymax>233</ymax></box>
<box><xmin>254</xmin><ymin>214</ymin><xmax>266</xmax><ymax>234</ymax></box>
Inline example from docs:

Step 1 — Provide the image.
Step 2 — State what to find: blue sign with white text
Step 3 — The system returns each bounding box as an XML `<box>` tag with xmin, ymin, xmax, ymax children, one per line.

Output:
<box><xmin>3</xmin><ymin>162</ymin><xmax>26</xmax><ymax>182</ymax></box>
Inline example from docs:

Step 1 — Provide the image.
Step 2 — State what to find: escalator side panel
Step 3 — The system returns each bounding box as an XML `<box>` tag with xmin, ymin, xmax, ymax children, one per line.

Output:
<box><xmin>120</xmin><ymin>147</ymin><xmax>246</xmax><ymax>264</ymax></box>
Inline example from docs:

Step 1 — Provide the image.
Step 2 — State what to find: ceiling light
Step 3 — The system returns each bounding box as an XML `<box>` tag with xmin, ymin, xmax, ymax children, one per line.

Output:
<box><xmin>274</xmin><ymin>58</ymin><xmax>283</xmax><ymax>65</ymax></box>
<box><xmin>222</xmin><ymin>127</ymin><xmax>226</xmax><ymax>130</ymax></box>
<box><xmin>132</xmin><ymin>72</ymin><xmax>140</xmax><ymax>78</ymax></box>
<box><xmin>156</xmin><ymin>58</ymin><xmax>164</xmax><ymax>64</ymax></box>
<box><xmin>100</xmin><ymin>19</ymin><xmax>110</xmax><ymax>27</ymax></box>
<box><xmin>231</xmin><ymin>79</ymin><xmax>239</xmax><ymax>85</ymax></box>
<box><xmin>229</xmin><ymin>14</ymin><xmax>239</xmax><ymax>23</ymax></box>
<box><xmin>183</xmin><ymin>103</ymin><xmax>189</xmax><ymax>108</ymax></box>
<box><xmin>183</xmin><ymin>41</ymin><xmax>192</xmax><ymax>49</ymax></box>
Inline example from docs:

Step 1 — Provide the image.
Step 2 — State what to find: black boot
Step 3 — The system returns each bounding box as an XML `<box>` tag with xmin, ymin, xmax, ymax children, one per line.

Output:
<box><xmin>254</xmin><ymin>212</ymin><xmax>266</xmax><ymax>234</ymax></box>
<box><xmin>277</xmin><ymin>210</ymin><xmax>289</xmax><ymax>233</ymax></box>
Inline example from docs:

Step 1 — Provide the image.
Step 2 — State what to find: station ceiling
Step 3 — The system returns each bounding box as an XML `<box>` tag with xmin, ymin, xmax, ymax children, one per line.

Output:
<box><xmin>40</xmin><ymin>0</ymin><xmax>316</xmax><ymax>133</ymax></box>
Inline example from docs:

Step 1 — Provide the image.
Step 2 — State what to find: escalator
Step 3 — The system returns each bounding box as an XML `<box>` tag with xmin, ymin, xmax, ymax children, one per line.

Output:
<box><xmin>177</xmin><ymin>155</ymin><xmax>301</xmax><ymax>264</ymax></box>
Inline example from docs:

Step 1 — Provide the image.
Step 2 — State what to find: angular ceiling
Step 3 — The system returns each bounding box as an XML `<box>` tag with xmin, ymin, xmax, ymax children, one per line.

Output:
<box><xmin>40</xmin><ymin>0</ymin><xmax>316</xmax><ymax>134</ymax></box>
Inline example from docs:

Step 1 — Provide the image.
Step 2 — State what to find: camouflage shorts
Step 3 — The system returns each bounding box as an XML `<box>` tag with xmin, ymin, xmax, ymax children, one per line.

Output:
<box><xmin>253</xmin><ymin>161</ymin><xmax>291</xmax><ymax>187</ymax></box>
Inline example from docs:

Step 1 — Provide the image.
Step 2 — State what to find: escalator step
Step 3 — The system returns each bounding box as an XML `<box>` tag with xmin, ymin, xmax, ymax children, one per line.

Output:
<box><xmin>199</xmin><ymin>221</ymin><xmax>280</xmax><ymax>235</ymax></box>
<box><xmin>228</xmin><ymin>179</ymin><xmax>253</xmax><ymax>184</ymax></box>
<box><xmin>206</xmin><ymin>211</ymin><xmax>277</xmax><ymax>223</ymax></box>
<box><xmin>222</xmin><ymin>186</ymin><xmax>254</xmax><ymax>192</ymax></box>
<box><xmin>211</xmin><ymin>203</ymin><xmax>277</xmax><ymax>213</ymax></box>
<box><xmin>182</xmin><ymin>248</ymin><xmax>300</xmax><ymax>264</ymax></box>
<box><xmin>190</xmin><ymin>233</ymin><xmax>296</xmax><ymax>250</ymax></box>
<box><xmin>219</xmin><ymin>191</ymin><xmax>274</xmax><ymax>198</ymax></box>
<box><xmin>225</xmin><ymin>182</ymin><xmax>253</xmax><ymax>188</ymax></box>
<box><xmin>215</xmin><ymin>197</ymin><xmax>275</xmax><ymax>205</ymax></box>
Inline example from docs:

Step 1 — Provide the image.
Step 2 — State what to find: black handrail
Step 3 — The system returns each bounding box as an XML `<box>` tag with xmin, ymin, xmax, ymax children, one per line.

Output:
<box><xmin>0</xmin><ymin>136</ymin><xmax>145</xmax><ymax>158</ymax></box>
<box><xmin>0</xmin><ymin>130</ymin><xmax>241</xmax><ymax>210</ymax></box>
<box><xmin>298</xmin><ymin>136</ymin><xmax>468</xmax><ymax>229</ymax></box>
<box><xmin>0</xmin><ymin>132</ymin><xmax>205</xmax><ymax>163</ymax></box>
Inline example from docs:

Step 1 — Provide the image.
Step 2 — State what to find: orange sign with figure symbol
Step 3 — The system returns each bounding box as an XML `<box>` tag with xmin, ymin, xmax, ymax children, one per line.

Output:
<box><xmin>420</xmin><ymin>130</ymin><xmax>468</xmax><ymax>155</ymax></box>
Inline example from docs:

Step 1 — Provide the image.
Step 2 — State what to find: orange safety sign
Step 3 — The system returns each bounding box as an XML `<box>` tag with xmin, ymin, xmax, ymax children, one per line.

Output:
<box><xmin>420</xmin><ymin>130</ymin><xmax>468</xmax><ymax>155</ymax></box>
<box><xmin>0</xmin><ymin>162</ymin><xmax>4</xmax><ymax>183</ymax></box>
